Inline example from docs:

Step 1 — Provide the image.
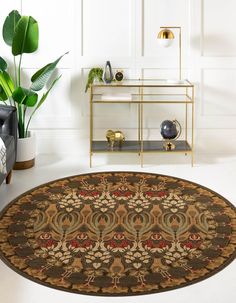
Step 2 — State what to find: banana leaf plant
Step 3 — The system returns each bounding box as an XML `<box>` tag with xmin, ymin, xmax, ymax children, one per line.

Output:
<box><xmin>0</xmin><ymin>10</ymin><xmax>68</xmax><ymax>138</ymax></box>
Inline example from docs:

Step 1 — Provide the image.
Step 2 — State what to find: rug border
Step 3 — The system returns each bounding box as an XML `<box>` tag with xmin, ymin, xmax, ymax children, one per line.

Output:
<box><xmin>0</xmin><ymin>171</ymin><xmax>235</xmax><ymax>297</ymax></box>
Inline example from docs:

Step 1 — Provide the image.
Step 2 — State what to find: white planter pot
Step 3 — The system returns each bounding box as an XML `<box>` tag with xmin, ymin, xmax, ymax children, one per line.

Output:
<box><xmin>14</xmin><ymin>132</ymin><xmax>36</xmax><ymax>169</ymax></box>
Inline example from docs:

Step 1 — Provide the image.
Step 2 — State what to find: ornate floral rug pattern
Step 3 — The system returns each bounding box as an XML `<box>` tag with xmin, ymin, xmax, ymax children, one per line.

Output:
<box><xmin>0</xmin><ymin>172</ymin><xmax>235</xmax><ymax>296</ymax></box>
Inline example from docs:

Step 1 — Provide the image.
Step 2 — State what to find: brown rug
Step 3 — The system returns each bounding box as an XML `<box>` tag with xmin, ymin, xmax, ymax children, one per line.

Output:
<box><xmin>0</xmin><ymin>172</ymin><xmax>235</xmax><ymax>296</ymax></box>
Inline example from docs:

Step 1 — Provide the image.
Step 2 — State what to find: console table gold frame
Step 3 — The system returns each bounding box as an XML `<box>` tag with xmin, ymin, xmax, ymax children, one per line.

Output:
<box><xmin>89</xmin><ymin>79</ymin><xmax>194</xmax><ymax>167</ymax></box>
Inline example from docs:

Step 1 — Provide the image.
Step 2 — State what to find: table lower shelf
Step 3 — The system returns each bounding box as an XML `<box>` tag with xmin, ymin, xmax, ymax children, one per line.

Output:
<box><xmin>91</xmin><ymin>140</ymin><xmax>192</xmax><ymax>153</ymax></box>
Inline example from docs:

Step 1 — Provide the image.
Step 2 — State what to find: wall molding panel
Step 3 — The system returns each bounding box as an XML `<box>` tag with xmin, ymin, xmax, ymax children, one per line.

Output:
<box><xmin>1</xmin><ymin>0</ymin><xmax>235</xmax><ymax>155</ymax></box>
<box><xmin>201</xmin><ymin>0</ymin><xmax>236</xmax><ymax>57</ymax></box>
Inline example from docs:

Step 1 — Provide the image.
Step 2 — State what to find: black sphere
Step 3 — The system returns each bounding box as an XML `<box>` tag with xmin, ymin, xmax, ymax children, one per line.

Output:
<box><xmin>160</xmin><ymin>120</ymin><xmax>178</xmax><ymax>139</ymax></box>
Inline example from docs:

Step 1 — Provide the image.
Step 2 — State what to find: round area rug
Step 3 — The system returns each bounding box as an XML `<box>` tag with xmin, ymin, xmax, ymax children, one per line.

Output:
<box><xmin>0</xmin><ymin>172</ymin><xmax>235</xmax><ymax>296</ymax></box>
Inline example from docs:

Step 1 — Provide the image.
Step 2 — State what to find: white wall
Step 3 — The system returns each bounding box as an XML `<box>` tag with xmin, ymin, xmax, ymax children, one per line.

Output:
<box><xmin>1</xmin><ymin>0</ymin><xmax>236</xmax><ymax>156</ymax></box>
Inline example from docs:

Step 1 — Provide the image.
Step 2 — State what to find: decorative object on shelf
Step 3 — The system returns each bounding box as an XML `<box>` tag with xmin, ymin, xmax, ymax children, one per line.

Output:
<box><xmin>0</xmin><ymin>10</ymin><xmax>67</xmax><ymax>169</ymax></box>
<box><xmin>0</xmin><ymin>172</ymin><xmax>235</xmax><ymax>296</ymax></box>
<box><xmin>102</xmin><ymin>61</ymin><xmax>113</xmax><ymax>84</ymax></box>
<box><xmin>157</xmin><ymin>26</ymin><xmax>182</xmax><ymax>81</ymax></box>
<box><xmin>85</xmin><ymin>67</ymin><xmax>103</xmax><ymax>92</ymax></box>
<box><xmin>114</xmin><ymin>70</ymin><xmax>124</xmax><ymax>82</ymax></box>
<box><xmin>106</xmin><ymin>129</ymin><xmax>125</xmax><ymax>150</ymax></box>
<box><xmin>160</xmin><ymin>119</ymin><xmax>182</xmax><ymax>151</ymax></box>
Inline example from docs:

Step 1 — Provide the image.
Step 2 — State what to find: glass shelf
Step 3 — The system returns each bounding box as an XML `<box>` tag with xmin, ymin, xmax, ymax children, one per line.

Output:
<box><xmin>92</xmin><ymin>79</ymin><xmax>194</xmax><ymax>88</ymax></box>
<box><xmin>92</xmin><ymin>94</ymin><xmax>193</xmax><ymax>103</ymax></box>
<box><xmin>92</xmin><ymin>140</ymin><xmax>191</xmax><ymax>153</ymax></box>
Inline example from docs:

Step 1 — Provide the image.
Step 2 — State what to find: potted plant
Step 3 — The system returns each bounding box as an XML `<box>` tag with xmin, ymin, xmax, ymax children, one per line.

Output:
<box><xmin>0</xmin><ymin>10</ymin><xmax>67</xmax><ymax>169</ymax></box>
<box><xmin>85</xmin><ymin>68</ymin><xmax>103</xmax><ymax>92</ymax></box>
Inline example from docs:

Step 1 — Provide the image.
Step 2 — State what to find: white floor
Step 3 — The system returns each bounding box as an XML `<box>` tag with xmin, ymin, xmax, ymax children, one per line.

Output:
<box><xmin>0</xmin><ymin>153</ymin><xmax>235</xmax><ymax>303</ymax></box>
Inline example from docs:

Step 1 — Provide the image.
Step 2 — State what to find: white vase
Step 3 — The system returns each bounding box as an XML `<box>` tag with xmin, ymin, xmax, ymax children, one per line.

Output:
<box><xmin>14</xmin><ymin>131</ymin><xmax>36</xmax><ymax>169</ymax></box>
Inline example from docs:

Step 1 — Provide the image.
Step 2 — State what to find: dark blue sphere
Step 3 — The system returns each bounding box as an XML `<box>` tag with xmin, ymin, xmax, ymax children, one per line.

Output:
<box><xmin>160</xmin><ymin>120</ymin><xmax>178</xmax><ymax>139</ymax></box>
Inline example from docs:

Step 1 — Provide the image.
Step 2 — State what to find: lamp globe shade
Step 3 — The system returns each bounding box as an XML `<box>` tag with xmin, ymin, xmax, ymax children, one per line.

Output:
<box><xmin>157</xmin><ymin>29</ymin><xmax>174</xmax><ymax>48</ymax></box>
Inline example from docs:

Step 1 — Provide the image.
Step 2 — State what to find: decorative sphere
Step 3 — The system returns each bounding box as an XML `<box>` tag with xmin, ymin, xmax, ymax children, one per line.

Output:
<box><xmin>160</xmin><ymin>120</ymin><xmax>178</xmax><ymax>140</ymax></box>
<box><xmin>115</xmin><ymin>71</ymin><xmax>124</xmax><ymax>82</ymax></box>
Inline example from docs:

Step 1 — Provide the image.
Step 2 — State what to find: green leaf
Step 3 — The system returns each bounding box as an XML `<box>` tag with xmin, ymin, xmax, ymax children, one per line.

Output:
<box><xmin>0</xmin><ymin>57</ymin><xmax>7</xmax><ymax>71</ymax></box>
<box><xmin>25</xmin><ymin>76</ymin><xmax>61</xmax><ymax>134</ymax></box>
<box><xmin>30</xmin><ymin>52</ymin><xmax>68</xmax><ymax>91</ymax></box>
<box><xmin>12</xmin><ymin>86</ymin><xmax>38</xmax><ymax>106</ymax></box>
<box><xmin>0</xmin><ymin>85</ymin><xmax>8</xmax><ymax>101</ymax></box>
<box><xmin>0</xmin><ymin>71</ymin><xmax>15</xmax><ymax>97</ymax></box>
<box><xmin>12</xmin><ymin>87</ymin><xmax>25</xmax><ymax>104</ymax></box>
<box><xmin>12</xmin><ymin>16</ymin><xmax>39</xmax><ymax>56</ymax></box>
<box><xmin>2</xmin><ymin>10</ymin><xmax>21</xmax><ymax>46</ymax></box>
<box><xmin>35</xmin><ymin>75</ymin><xmax>61</xmax><ymax>110</ymax></box>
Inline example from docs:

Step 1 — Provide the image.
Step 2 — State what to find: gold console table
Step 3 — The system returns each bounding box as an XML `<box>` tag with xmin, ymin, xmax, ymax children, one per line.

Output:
<box><xmin>89</xmin><ymin>79</ymin><xmax>194</xmax><ymax>167</ymax></box>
